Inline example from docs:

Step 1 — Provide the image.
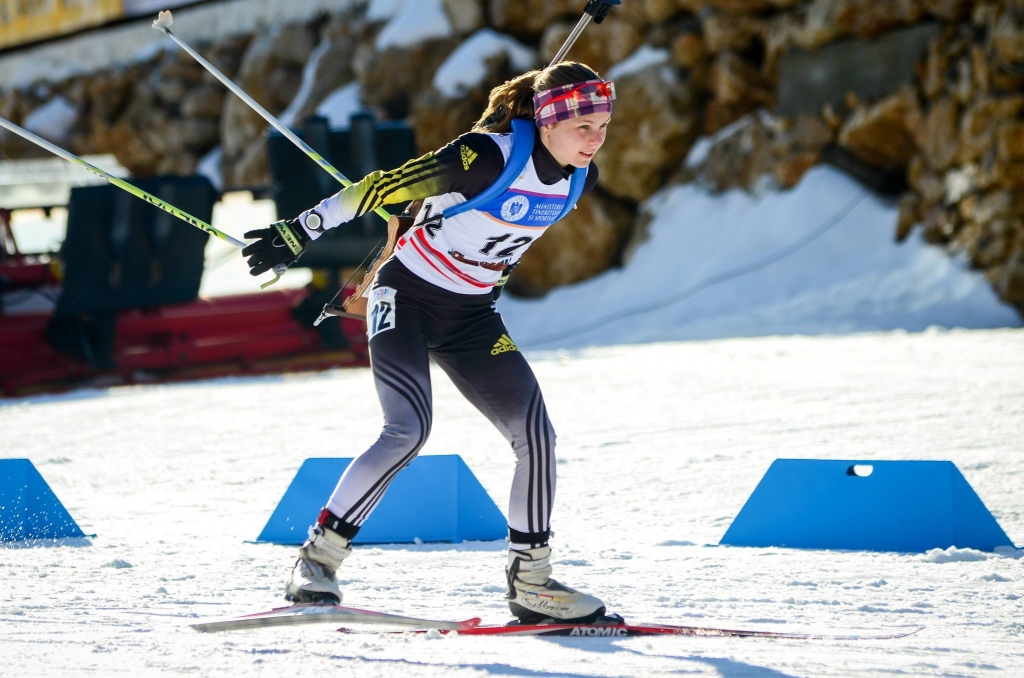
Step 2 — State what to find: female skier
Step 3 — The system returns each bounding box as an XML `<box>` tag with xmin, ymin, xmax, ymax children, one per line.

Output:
<box><xmin>242</xmin><ymin>61</ymin><xmax>613</xmax><ymax>624</ymax></box>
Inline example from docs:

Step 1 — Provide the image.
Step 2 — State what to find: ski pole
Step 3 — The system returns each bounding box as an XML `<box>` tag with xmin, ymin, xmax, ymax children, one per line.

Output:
<box><xmin>549</xmin><ymin>0</ymin><xmax>622</xmax><ymax>65</ymax></box>
<box><xmin>152</xmin><ymin>10</ymin><xmax>390</xmax><ymax>225</ymax></box>
<box><xmin>0</xmin><ymin>116</ymin><xmax>297</xmax><ymax>288</ymax></box>
<box><xmin>0</xmin><ymin>115</ymin><xmax>255</xmax><ymax>252</ymax></box>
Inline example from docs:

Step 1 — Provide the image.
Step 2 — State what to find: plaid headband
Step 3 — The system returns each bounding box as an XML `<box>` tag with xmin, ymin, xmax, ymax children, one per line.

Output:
<box><xmin>533</xmin><ymin>79</ymin><xmax>615</xmax><ymax>128</ymax></box>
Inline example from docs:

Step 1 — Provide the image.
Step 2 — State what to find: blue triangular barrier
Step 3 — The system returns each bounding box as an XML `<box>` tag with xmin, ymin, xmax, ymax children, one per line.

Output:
<box><xmin>257</xmin><ymin>455</ymin><xmax>507</xmax><ymax>545</ymax></box>
<box><xmin>0</xmin><ymin>459</ymin><xmax>86</xmax><ymax>541</ymax></box>
<box><xmin>720</xmin><ymin>460</ymin><xmax>1014</xmax><ymax>553</ymax></box>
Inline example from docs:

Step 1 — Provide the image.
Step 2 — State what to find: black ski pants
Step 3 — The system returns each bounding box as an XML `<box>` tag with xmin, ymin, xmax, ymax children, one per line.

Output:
<box><xmin>323</xmin><ymin>259</ymin><xmax>555</xmax><ymax>548</ymax></box>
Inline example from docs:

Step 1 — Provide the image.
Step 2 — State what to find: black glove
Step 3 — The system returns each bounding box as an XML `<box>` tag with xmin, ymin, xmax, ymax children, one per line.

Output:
<box><xmin>242</xmin><ymin>218</ymin><xmax>310</xmax><ymax>277</ymax></box>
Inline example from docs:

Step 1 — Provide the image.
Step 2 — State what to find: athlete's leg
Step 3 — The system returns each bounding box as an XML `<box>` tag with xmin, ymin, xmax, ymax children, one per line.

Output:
<box><xmin>432</xmin><ymin>312</ymin><xmax>605</xmax><ymax>623</ymax></box>
<box><xmin>324</xmin><ymin>286</ymin><xmax>434</xmax><ymax>534</ymax></box>
<box><xmin>431</xmin><ymin>314</ymin><xmax>553</xmax><ymax>549</ymax></box>
<box><xmin>286</xmin><ymin>284</ymin><xmax>432</xmax><ymax>603</ymax></box>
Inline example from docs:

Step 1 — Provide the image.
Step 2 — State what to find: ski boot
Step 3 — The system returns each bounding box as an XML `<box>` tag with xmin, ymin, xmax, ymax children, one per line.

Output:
<box><xmin>284</xmin><ymin>522</ymin><xmax>352</xmax><ymax>604</ymax></box>
<box><xmin>505</xmin><ymin>546</ymin><xmax>606</xmax><ymax>624</ymax></box>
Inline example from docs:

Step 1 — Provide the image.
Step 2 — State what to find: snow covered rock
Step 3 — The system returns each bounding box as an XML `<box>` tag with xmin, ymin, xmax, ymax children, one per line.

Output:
<box><xmin>22</xmin><ymin>96</ymin><xmax>77</xmax><ymax>145</ymax></box>
<box><xmin>597</xmin><ymin>60</ymin><xmax>699</xmax><ymax>203</ymax></box>
<box><xmin>183</xmin><ymin>118</ymin><xmax>220</xmax><ymax>151</ymax></box>
<box><xmin>409</xmin><ymin>89</ymin><xmax>486</xmax><ymax>155</ymax></box>
<box><xmin>631</xmin><ymin>0</ymin><xmax>688</xmax><ymax>25</ymax></box>
<box><xmin>443</xmin><ymin>0</ymin><xmax>486</xmax><ymax>36</ymax></box>
<box><xmin>432</xmin><ymin>30</ymin><xmax>534</xmax><ymax>99</ymax></box>
<box><xmin>539</xmin><ymin>18</ymin><xmax>644</xmax><ymax>75</ymax></box>
<box><xmin>228</xmin><ymin>135</ymin><xmax>272</xmax><ymax>189</ymax></box>
<box><xmin>358</xmin><ymin>34</ymin><xmax>458</xmax><ymax>120</ymax></box>
<box><xmin>489</xmin><ymin>0</ymin><xmax>576</xmax><ymax>37</ymax></box>
<box><xmin>703</xmin><ymin>51</ymin><xmax>773</xmax><ymax>135</ymax></box>
<box><xmin>701</xmin><ymin>12</ymin><xmax>764</xmax><ymax>54</ymax></box>
<box><xmin>677</xmin><ymin>0</ymin><xmax>802</xmax><ymax>14</ymax></box>
<box><xmin>838</xmin><ymin>85</ymin><xmax>922</xmax><ymax>169</ymax></box>
<box><xmin>375</xmin><ymin>0</ymin><xmax>454</xmax><ymax>51</ymax></box>
<box><xmin>916</xmin><ymin>96</ymin><xmax>959</xmax><ymax>172</ymax></box>
<box><xmin>409</xmin><ymin>30</ymin><xmax>531</xmax><ymax>151</ymax></box>
<box><xmin>314</xmin><ymin>83</ymin><xmax>369</xmax><ymax>128</ymax></box>
<box><xmin>366</xmin><ymin>0</ymin><xmax>404</xmax><ymax>22</ymax></box>
<box><xmin>957</xmin><ymin>96</ymin><xmax>1024</xmax><ymax>165</ymax></box>
<box><xmin>197</xmin><ymin>146</ymin><xmax>223</xmax><ymax>192</ymax></box>
<box><xmin>689</xmin><ymin>115</ymin><xmax>778</xmax><ymax>193</ymax></box>
<box><xmin>606</xmin><ymin>45</ymin><xmax>670</xmax><ymax>80</ymax></box>
<box><xmin>220</xmin><ymin>22</ymin><xmax>316</xmax><ymax>187</ymax></box>
<box><xmin>278</xmin><ymin>13</ymin><xmax>369</xmax><ymax>128</ymax></box>
<box><xmin>671</xmin><ymin>31</ymin><xmax>707</xmax><ymax>70</ymax></box>
<box><xmin>181</xmin><ymin>85</ymin><xmax>226</xmax><ymax>119</ymax></box>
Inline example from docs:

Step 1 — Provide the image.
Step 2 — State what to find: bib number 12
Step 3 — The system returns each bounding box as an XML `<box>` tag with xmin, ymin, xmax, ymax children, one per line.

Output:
<box><xmin>480</xmin><ymin>234</ymin><xmax>533</xmax><ymax>257</ymax></box>
<box><xmin>368</xmin><ymin>286</ymin><xmax>397</xmax><ymax>340</ymax></box>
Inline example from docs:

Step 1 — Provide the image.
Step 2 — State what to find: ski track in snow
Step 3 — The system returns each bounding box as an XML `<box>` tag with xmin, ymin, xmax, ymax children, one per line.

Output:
<box><xmin>2</xmin><ymin>330</ymin><xmax>1023</xmax><ymax>676</ymax></box>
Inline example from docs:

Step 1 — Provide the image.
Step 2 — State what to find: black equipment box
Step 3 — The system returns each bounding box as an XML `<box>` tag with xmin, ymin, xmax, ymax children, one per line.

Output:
<box><xmin>267</xmin><ymin>113</ymin><xmax>417</xmax><ymax>268</ymax></box>
<box><xmin>56</xmin><ymin>175</ymin><xmax>215</xmax><ymax>315</ymax></box>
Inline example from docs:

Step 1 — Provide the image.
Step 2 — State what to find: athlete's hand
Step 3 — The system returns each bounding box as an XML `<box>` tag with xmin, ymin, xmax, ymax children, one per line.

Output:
<box><xmin>242</xmin><ymin>218</ymin><xmax>310</xmax><ymax>276</ymax></box>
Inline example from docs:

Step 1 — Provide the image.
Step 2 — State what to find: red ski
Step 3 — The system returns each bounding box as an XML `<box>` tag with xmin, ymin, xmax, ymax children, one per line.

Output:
<box><xmin>339</xmin><ymin>620</ymin><xmax>924</xmax><ymax>640</ymax></box>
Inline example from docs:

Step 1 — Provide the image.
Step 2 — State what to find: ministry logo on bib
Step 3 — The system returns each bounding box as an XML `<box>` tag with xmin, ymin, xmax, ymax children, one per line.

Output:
<box><xmin>500</xmin><ymin>195</ymin><xmax>531</xmax><ymax>222</ymax></box>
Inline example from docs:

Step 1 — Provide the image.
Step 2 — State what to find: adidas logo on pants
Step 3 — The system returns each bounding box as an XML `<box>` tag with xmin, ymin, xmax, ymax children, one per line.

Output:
<box><xmin>491</xmin><ymin>334</ymin><xmax>519</xmax><ymax>355</ymax></box>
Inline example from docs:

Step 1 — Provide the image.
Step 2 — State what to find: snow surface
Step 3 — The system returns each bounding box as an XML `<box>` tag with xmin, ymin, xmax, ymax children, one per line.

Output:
<box><xmin>375</xmin><ymin>0</ymin><xmax>453</xmax><ymax>51</ymax></box>
<box><xmin>3</xmin><ymin>110</ymin><xmax>1024</xmax><ymax>675</ymax></box>
<box><xmin>21</xmin><ymin>96</ymin><xmax>78</xmax><ymax>144</ymax></box>
<box><xmin>433</xmin><ymin>30</ymin><xmax>536</xmax><ymax>98</ymax></box>
<box><xmin>606</xmin><ymin>45</ymin><xmax>671</xmax><ymax>80</ymax></box>
<box><xmin>499</xmin><ymin>166</ymin><xmax>1022</xmax><ymax>349</ymax></box>
<box><xmin>2</xmin><ymin>329</ymin><xmax>1023</xmax><ymax>675</ymax></box>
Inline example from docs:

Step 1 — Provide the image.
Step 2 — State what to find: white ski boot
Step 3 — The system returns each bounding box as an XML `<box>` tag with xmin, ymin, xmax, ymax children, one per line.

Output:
<box><xmin>284</xmin><ymin>523</ymin><xmax>352</xmax><ymax>604</ymax></box>
<box><xmin>506</xmin><ymin>546</ymin><xmax>606</xmax><ymax>623</ymax></box>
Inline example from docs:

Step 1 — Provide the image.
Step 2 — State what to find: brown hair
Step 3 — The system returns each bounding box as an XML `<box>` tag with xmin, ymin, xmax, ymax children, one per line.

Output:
<box><xmin>472</xmin><ymin>61</ymin><xmax>601</xmax><ymax>133</ymax></box>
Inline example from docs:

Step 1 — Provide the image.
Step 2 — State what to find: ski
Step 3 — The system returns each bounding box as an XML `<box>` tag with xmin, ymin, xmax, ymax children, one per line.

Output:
<box><xmin>338</xmin><ymin>619</ymin><xmax>924</xmax><ymax>640</ymax></box>
<box><xmin>438</xmin><ymin>622</ymin><xmax>925</xmax><ymax>639</ymax></box>
<box><xmin>190</xmin><ymin>603</ymin><xmax>481</xmax><ymax>633</ymax></box>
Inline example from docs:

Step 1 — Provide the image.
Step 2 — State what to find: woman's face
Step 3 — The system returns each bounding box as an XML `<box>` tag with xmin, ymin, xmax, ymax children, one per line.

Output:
<box><xmin>540</xmin><ymin>112</ymin><xmax>612</xmax><ymax>168</ymax></box>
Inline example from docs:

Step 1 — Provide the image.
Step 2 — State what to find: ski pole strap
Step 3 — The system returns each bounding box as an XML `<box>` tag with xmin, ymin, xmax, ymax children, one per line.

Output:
<box><xmin>273</xmin><ymin>220</ymin><xmax>306</xmax><ymax>255</ymax></box>
<box><xmin>443</xmin><ymin>118</ymin><xmax>535</xmax><ymax>219</ymax></box>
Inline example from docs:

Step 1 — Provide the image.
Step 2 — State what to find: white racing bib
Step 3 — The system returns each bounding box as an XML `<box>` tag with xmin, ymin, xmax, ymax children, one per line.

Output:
<box><xmin>367</xmin><ymin>286</ymin><xmax>397</xmax><ymax>340</ymax></box>
<box><xmin>394</xmin><ymin>133</ymin><xmax>574</xmax><ymax>295</ymax></box>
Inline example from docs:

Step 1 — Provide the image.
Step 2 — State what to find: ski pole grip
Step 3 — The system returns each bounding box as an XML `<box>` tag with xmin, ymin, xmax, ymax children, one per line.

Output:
<box><xmin>584</xmin><ymin>0</ymin><xmax>621</xmax><ymax>23</ymax></box>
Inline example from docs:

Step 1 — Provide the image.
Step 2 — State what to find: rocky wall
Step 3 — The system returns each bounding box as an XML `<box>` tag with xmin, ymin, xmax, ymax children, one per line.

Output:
<box><xmin>0</xmin><ymin>0</ymin><xmax>1022</xmax><ymax>312</ymax></box>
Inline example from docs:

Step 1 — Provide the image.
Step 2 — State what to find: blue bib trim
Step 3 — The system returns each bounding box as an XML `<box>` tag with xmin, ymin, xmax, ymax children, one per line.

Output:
<box><xmin>477</xmin><ymin>189</ymin><xmax>569</xmax><ymax>227</ymax></box>
<box><xmin>444</xmin><ymin>118</ymin><xmax>588</xmax><ymax>223</ymax></box>
<box><xmin>558</xmin><ymin>166</ymin><xmax>589</xmax><ymax>221</ymax></box>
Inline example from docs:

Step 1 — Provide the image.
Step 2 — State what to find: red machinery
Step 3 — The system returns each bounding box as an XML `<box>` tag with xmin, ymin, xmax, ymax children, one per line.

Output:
<box><xmin>0</xmin><ymin>209</ymin><xmax>368</xmax><ymax>398</ymax></box>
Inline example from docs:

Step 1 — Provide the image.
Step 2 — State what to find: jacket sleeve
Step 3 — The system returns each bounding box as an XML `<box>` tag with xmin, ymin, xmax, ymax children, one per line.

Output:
<box><xmin>297</xmin><ymin>133</ymin><xmax>504</xmax><ymax>238</ymax></box>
